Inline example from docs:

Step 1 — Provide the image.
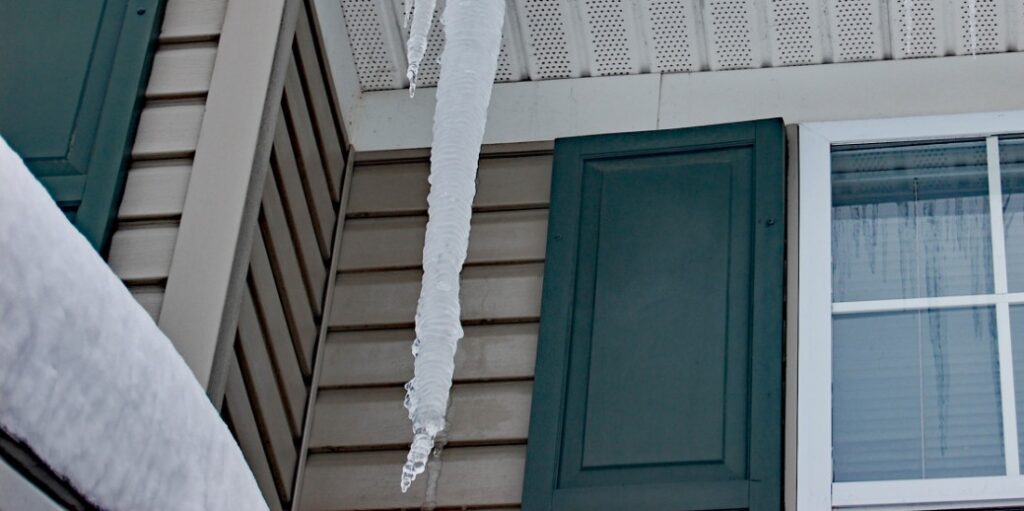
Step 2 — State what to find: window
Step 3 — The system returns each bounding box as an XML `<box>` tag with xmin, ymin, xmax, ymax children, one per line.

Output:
<box><xmin>798</xmin><ymin>111</ymin><xmax>1024</xmax><ymax>510</ymax></box>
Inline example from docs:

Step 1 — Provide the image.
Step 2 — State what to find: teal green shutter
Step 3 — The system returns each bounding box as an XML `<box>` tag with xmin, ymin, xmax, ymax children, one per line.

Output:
<box><xmin>523</xmin><ymin>119</ymin><xmax>785</xmax><ymax>511</ymax></box>
<box><xmin>0</xmin><ymin>0</ymin><xmax>165</xmax><ymax>252</ymax></box>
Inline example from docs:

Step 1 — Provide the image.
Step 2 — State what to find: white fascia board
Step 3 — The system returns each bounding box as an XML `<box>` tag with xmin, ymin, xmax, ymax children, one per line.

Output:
<box><xmin>349</xmin><ymin>73</ymin><xmax>662</xmax><ymax>151</ymax></box>
<box><xmin>343</xmin><ymin>51</ymin><xmax>1024</xmax><ymax>151</ymax></box>
<box><xmin>659</xmin><ymin>53</ymin><xmax>1024</xmax><ymax>131</ymax></box>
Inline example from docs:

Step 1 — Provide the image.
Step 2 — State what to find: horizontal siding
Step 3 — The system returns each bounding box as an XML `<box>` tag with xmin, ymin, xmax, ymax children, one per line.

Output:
<box><xmin>225</xmin><ymin>3</ymin><xmax>348</xmax><ymax>507</ymax></box>
<box><xmin>282</xmin><ymin>59</ymin><xmax>336</xmax><ymax>255</ymax></box>
<box><xmin>112</xmin><ymin>0</ymin><xmax>226</xmax><ymax>324</ymax></box>
<box><xmin>131</xmin><ymin>100</ymin><xmax>205</xmax><ymax>159</ymax></box>
<box><xmin>159</xmin><ymin>0</ymin><xmax>227</xmax><ymax>43</ymax></box>
<box><xmin>346</xmin><ymin>155</ymin><xmax>551</xmax><ymax>217</ymax></box>
<box><xmin>107</xmin><ymin>225</ymin><xmax>178</xmax><ymax>284</ymax></box>
<box><xmin>320</xmin><ymin>323</ymin><xmax>538</xmax><ymax>388</ymax></box>
<box><xmin>339</xmin><ymin>209</ymin><xmax>547</xmax><ymax>271</ymax></box>
<box><xmin>302</xmin><ymin>446</ymin><xmax>525</xmax><ymax>511</ymax></box>
<box><xmin>260</xmin><ymin>175</ymin><xmax>319</xmax><ymax>367</ymax></box>
<box><xmin>225</xmin><ymin>358</ymin><xmax>285</xmax><ymax>511</ymax></box>
<box><xmin>311</xmin><ymin>381</ymin><xmax>531</xmax><ymax>451</ymax></box>
<box><xmin>117</xmin><ymin>161</ymin><xmax>191</xmax><ymax>221</ymax></box>
<box><xmin>239</xmin><ymin>284</ymin><xmax>306</xmax><ymax>437</ymax></box>
<box><xmin>146</xmin><ymin>43</ymin><xmax>217</xmax><ymax>98</ymax></box>
<box><xmin>237</xmin><ymin>289</ymin><xmax>299</xmax><ymax>502</ymax></box>
<box><xmin>129</xmin><ymin>285</ymin><xmax>166</xmax><ymax>321</ymax></box>
<box><xmin>330</xmin><ymin>263</ymin><xmax>543</xmax><ymax>330</ymax></box>
<box><xmin>293</xmin><ymin>1</ymin><xmax>344</xmax><ymax>201</ymax></box>
<box><xmin>304</xmin><ymin>151</ymin><xmax>550</xmax><ymax>510</ymax></box>
<box><xmin>251</xmin><ymin>227</ymin><xmax>314</xmax><ymax>376</ymax></box>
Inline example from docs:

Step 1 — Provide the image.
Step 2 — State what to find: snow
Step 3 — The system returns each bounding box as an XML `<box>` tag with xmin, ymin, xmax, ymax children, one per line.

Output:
<box><xmin>0</xmin><ymin>135</ymin><xmax>268</xmax><ymax>511</ymax></box>
<box><xmin>400</xmin><ymin>0</ymin><xmax>506</xmax><ymax>492</ymax></box>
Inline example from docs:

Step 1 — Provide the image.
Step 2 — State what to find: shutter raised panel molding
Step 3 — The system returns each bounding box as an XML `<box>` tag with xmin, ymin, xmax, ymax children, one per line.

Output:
<box><xmin>0</xmin><ymin>0</ymin><xmax>166</xmax><ymax>251</ymax></box>
<box><xmin>523</xmin><ymin>119</ymin><xmax>785</xmax><ymax>511</ymax></box>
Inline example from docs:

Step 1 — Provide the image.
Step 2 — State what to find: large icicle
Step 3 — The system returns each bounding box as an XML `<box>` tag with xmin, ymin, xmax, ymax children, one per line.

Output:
<box><xmin>405</xmin><ymin>0</ymin><xmax>438</xmax><ymax>96</ymax></box>
<box><xmin>401</xmin><ymin>0</ymin><xmax>506</xmax><ymax>492</ymax></box>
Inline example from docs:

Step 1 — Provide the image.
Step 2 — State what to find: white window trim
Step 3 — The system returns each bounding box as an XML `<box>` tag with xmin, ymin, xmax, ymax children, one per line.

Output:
<box><xmin>797</xmin><ymin>110</ymin><xmax>1024</xmax><ymax>511</ymax></box>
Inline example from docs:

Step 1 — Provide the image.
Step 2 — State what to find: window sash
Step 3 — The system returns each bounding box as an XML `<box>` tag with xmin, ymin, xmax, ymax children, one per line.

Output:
<box><xmin>798</xmin><ymin>111</ymin><xmax>1024</xmax><ymax>510</ymax></box>
<box><xmin>834</xmin><ymin>292</ymin><xmax>1024</xmax><ymax>314</ymax></box>
<box><xmin>833</xmin><ymin>476</ymin><xmax>1024</xmax><ymax>510</ymax></box>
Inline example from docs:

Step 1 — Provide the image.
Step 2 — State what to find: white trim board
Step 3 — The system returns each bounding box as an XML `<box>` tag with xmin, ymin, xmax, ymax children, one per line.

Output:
<box><xmin>159</xmin><ymin>0</ymin><xmax>296</xmax><ymax>392</ymax></box>
<box><xmin>331</xmin><ymin>51</ymin><xmax>1024</xmax><ymax>151</ymax></box>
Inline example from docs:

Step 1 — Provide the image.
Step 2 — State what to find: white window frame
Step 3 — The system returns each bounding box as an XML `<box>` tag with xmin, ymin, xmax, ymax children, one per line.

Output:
<box><xmin>797</xmin><ymin>110</ymin><xmax>1024</xmax><ymax>511</ymax></box>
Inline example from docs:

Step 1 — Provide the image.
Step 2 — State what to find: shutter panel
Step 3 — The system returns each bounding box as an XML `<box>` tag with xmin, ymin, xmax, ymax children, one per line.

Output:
<box><xmin>523</xmin><ymin>119</ymin><xmax>785</xmax><ymax>511</ymax></box>
<box><xmin>0</xmin><ymin>0</ymin><xmax>164</xmax><ymax>251</ymax></box>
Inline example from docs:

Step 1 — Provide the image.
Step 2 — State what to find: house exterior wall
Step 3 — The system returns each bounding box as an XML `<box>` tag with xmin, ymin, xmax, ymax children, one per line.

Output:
<box><xmin>301</xmin><ymin>148</ymin><xmax>551</xmax><ymax>510</ymax></box>
<box><xmin>91</xmin><ymin>0</ymin><xmax>1024</xmax><ymax>508</ymax></box>
<box><xmin>5</xmin><ymin>0</ymin><xmax>344</xmax><ymax>508</ymax></box>
<box><xmin>106</xmin><ymin>0</ymin><xmax>349</xmax><ymax>509</ymax></box>
<box><xmin>0</xmin><ymin>2</ymin><xmax>227</xmax><ymax>508</ymax></box>
<box><xmin>221</xmin><ymin>2</ymin><xmax>349</xmax><ymax>508</ymax></box>
<box><xmin>301</xmin><ymin>43</ymin><xmax>1024</xmax><ymax>510</ymax></box>
<box><xmin>106</xmin><ymin>0</ymin><xmax>227</xmax><ymax>320</ymax></box>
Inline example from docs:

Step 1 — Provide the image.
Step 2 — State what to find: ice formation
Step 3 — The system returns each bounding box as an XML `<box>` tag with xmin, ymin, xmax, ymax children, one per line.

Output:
<box><xmin>405</xmin><ymin>0</ymin><xmax>438</xmax><ymax>96</ymax></box>
<box><xmin>0</xmin><ymin>136</ymin><xmax>268</xmax><ymax>511</ymax></box>
<box><xmin>400</xmin><ymin>0</ymin><xmax>506</xmax><ymax>492</ymax></box>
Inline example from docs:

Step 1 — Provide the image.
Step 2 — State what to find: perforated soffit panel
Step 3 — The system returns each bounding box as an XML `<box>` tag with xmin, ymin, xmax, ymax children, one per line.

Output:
<box><xmin>339</xmin><ymin>0</ymin><xmax>1024</xmax><ymax>91</ymax></box>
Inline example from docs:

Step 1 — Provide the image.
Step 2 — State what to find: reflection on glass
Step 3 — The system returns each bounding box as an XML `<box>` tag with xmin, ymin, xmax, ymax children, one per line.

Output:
<box><xmin>832</xmin><ymin>307</ymin><xmax>1004</xmax><ymax>482</ymax></box>
<box><xmin>1010</xmin><ymin>305</ymin><xmax>1024</xmax><ymax>472</ymax></box>
<box><xmin>832</xmin><ymin>141</ymin><xmax>993</xmax><ymax>302</ymax></box>
<box><xmin>1001</xmin><ymin>139</ymin><xmax>1024</xmax><ymax>291</ymax></box>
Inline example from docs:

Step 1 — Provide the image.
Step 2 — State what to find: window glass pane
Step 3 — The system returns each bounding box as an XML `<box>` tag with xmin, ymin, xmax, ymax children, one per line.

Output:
<box><xmin>1010</xmin><ymin>305</ymin><xmax>1024</xmax><ymax>471</ymax></box>
<box><xmin>832</xmin><ymin>141</ymin><xmax>993</xmax><ymax>302</ymax></box>
<box><xmin>832</xmin><ymin>307</ymin><xmax>1004</xmax><ymax>482</ymax></box>
<box><xmin>1001</xmin><ymin>138</ymin><xmax>1024</xmax><ymax>291</ymax></box>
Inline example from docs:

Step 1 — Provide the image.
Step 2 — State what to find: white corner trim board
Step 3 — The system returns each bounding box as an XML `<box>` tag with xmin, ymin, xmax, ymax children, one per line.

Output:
<box><xmin>158</xmin><ymin>0</ymin><xmax>292</xmax><ymax>393</ymax></box>
<box><xmin>0</xmin><ymin>136</ymin><xmax>268</xmax><ymax>511</ymax></box>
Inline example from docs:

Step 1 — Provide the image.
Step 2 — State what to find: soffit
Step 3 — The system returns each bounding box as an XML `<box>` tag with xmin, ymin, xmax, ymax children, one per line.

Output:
<box><xmin>337</xmin><ymin>0</ymin><xmax>1024</xmax><ymax>92</ymax></box>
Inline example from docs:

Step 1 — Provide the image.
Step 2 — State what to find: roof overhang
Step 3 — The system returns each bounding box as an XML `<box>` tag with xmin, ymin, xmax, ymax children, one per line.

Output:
<box><xmin>313</xmin><ymin>0</ymin><xmax>1024</xmax><ymax>151</ymax></box>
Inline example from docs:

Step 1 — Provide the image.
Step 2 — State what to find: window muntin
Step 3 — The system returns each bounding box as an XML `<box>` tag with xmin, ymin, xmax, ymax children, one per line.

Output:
<box><xmin>1002</xmin><ymin>139</ymin><xmax>1024</xmax><ymax>292</ymax></box>
<box><xmin>798</xmin><ymin>112</ymin><xmax>1024</xmax><ymax>510</ymax></box>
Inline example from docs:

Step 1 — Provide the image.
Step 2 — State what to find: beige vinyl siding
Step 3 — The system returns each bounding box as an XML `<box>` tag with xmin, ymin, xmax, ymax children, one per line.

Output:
<box><xmin>108</xmin><ymin>0</ymin><xmax>228</xmax><ymax>321</ymax></box>
<box><xmin>300</xmin><ymin>150</ymin><xmax>552</xmax><ymax>511</ymax></box>
<box><xmin>220</xmin><ymin>1</ymin><xmax>347</xmax><ymax>508</ymax></box>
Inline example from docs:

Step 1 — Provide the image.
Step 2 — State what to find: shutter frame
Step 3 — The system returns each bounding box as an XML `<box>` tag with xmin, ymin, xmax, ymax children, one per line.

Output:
<box><xmin>0</xmin><ymin>0</ymin><xmax>166</xmax><ymax>252</ymax></box>
<box><xmin>523</xmin><ymin>118</ymin><xmax>785</xmax><ymax>511</ymax></box>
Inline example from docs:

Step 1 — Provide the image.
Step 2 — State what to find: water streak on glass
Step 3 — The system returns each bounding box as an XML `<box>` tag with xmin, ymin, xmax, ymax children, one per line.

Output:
<box><xmin>832</xmin><ymin>141</ymin><xmax>993</xmax><ymax>302</ymax></box>
<box><xmin>1008</xmin><ymin>305</ymin><xmax>1024</xmax><ymax>472</ymax></box>
<box><xmin>1001</xmin><ymin>138</ymin><xmax>1024</xmax><ymax>291</ymax></box>
<box><xmin>832</xmin><ymin>307</ymin><xmax>1004</xmax><ymax>482</ymax></box>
